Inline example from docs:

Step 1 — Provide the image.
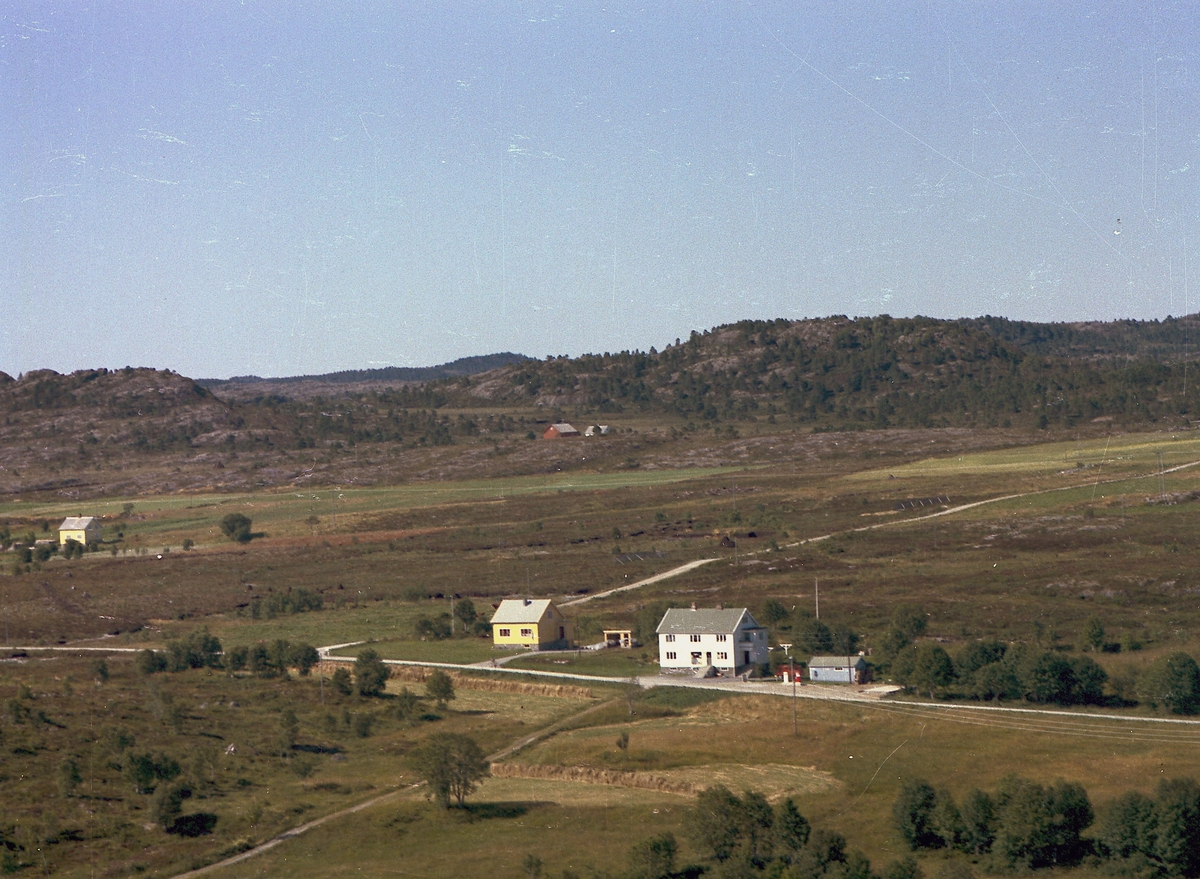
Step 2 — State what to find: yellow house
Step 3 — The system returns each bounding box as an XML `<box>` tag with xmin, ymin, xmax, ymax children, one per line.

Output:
<box><xmin>58</xmin><ymin>517</ymin><xmax>103</xmax><ymax>547</ymax></box>
<box><xmin>490</xmin><ymin>599</ymin><xmax>574</xmax><ymax>650</ymax></box>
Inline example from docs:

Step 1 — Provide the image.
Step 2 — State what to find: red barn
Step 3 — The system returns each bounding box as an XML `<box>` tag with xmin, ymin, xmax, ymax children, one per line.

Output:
<box><xmin>542</xmin><ymin>423</ymin><xmax>580</xmax><ymax>439</ymax></box>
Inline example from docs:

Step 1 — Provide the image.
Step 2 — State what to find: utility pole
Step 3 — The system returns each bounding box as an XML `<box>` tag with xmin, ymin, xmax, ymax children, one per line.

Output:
<box><xmin>815</xmin><ymin>578</ymin><xmax>820</xmax><ymax>619</ymax></box>
<box><xmin>781</xmin><ymin>642</ymin><xmax>796</xmax><ymax>736</ymax></box>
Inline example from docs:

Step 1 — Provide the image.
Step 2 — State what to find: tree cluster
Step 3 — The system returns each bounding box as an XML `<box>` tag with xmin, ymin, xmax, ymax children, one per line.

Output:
<box><xmin>897</xmin><ymin>774</ymin><xmax>1200</xmax><ymax>876</ymax></box>
<box><xmin>1095</xmin><ymin>777</ymin><xmax>1200</xmax><ymax>876</ymax></box>
<box><xmin>760</xmin><ymin>600</ymin><xmax>861</xmax><ymax>661</ymax></box>
<box><xmin>889</xmin><ymin>639</ymin><xmax>1107</xmax><ymax>706</ymax></box>
<box><xmin>249</xmin><ymin>588</ymin><xmax>323</xmax><ymax>619</ymax></box>
<box><xmin>682</xmin><ymin>785</ymin><xmax>879</xmax><ymax>879</ymax></box>
<box><xmin>895</xmin><ymin>776</ymin><xmax>1092</xmax><ymax>871</ymax></box>
<box><xmin>889</xmin><ymin>638</ymin><xmax>1200</xmax><ymax>713</ymax></box>
<box><xmin>225</xmin><ymin>639</ymin><xmax>319</xmax><ymax>677</ymax></box>
<box><xmin>137</xmin><ymin>628</ymin><xmax>224</xmax><ymax>674</ymax></box>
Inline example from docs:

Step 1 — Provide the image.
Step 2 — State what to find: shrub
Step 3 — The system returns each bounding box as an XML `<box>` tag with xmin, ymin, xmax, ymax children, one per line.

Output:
<box><xmin>426</xmin><ymin>670</ymin><xmax>456</xmax><ymax>710</ymax></box>
<box><xmin>218</xmin><ymin>513</ymin><xmax>252</xmax><ymax>543</ymax></box>
<box><xmin>627</xmin><ymin>833</ymin><xmax>677</xmax><ymax>879</ymax></box>
<box><xmin>331</xmin><ymin>668</ymin><xmax>353</xmax><ymax>696</ymax></box>
<box><xmin>1137</xmin><ymin>652</ymin><xmax>1200</xmax><ymax>715</ymax></box>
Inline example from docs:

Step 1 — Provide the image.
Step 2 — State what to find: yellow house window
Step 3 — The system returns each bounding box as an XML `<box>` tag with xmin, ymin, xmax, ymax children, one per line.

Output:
<box><xmin>520</xmin><ymin>628</ymin><xmax>533</xmax><ymax>637</ymax></box>
<box><xmin>498</xmin><ymin>628</ymin><xmax>510</xmax><ymax>637</ymax></box>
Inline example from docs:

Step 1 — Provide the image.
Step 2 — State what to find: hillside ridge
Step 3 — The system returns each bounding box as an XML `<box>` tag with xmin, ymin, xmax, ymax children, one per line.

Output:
<box><xmin>4</xmin><ymin>314</ymin><xmax>1200</xmax><ymax>499</ymax></box>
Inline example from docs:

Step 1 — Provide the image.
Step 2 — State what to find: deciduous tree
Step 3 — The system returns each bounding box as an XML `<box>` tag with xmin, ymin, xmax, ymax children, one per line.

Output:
<box><xmin>1138</xmin><ymin>652</ymin><xmax>1200</xmax><ymax>715</ymax></box>
<box><xmin>410</xmin><ymin>733</ymin><xmax>490</xmax><ymax>808</ymax></box>
<box><xmin>354</xmin><ymin>649</ymin><xmax>389</xmax><ymax>697</ymax></box>
<box><xmin>627</xmin><ymin>833</ymin><xmax>677</xmax><ymax>879</ymax></box>
<box><xmin>425</xmin><ymin>669</ymin><xmax>455</xmax><ymax>709</ymax></box>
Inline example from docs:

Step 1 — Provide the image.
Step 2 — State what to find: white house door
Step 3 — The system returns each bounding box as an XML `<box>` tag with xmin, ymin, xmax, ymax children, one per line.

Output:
<box><xmin>706</xmin><ymin>652</ymin><xmax>712</xmax><ymax>665</ymax></box>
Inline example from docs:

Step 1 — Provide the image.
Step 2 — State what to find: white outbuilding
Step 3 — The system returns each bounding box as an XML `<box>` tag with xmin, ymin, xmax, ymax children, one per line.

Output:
<box><xmin>808</xmin><ymin>655</ymin><xmax>872</xmax><ymax>684</ymax></box>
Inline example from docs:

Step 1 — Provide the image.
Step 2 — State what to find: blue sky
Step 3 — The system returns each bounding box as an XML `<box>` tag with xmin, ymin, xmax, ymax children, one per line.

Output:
<box><xmin>2</xmin><ymin>2</ymin><xmax>1196</xmax><ymax>379</ymax></box>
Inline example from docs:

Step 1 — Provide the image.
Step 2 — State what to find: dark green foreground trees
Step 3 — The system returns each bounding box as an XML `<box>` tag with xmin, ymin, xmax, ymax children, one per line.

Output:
<box><xmin>896</xmin><ymin>774</ymin><xmax>1200</xmax><ymax>876</ymax></box>
<box><xmin>680</xmin><ymin>785</ymin><xmax>883</xmax><ymax>879</ymax></box>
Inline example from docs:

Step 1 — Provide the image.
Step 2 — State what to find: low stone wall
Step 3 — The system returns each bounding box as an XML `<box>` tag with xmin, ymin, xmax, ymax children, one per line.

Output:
<box><xmin>315</xmin><ymin>661</ymin><xmax>594</xmax><ymax>699</ymax></box>
<box><xmin>490</xmin><ymin>762</ymin><xmax>698</xmax><ymax>795</ymax></box>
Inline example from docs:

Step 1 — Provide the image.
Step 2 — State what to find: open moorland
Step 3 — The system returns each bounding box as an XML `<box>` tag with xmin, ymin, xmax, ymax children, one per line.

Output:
<box><xmin>6</xmin><ymin>317</ymin><xmax>1200</xmax><ymax>876</ymax></box>
<box><xmin>5</xmin><ymin>425</ymin><xmax>1200</xmax><ymax>876</ymax></box>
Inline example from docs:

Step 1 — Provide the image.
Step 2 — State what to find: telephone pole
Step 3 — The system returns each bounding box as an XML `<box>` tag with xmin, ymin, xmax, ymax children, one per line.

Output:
<box><xmin>781</xmin><ymin>642</ymin><xmax>796</xmax><ymax>736</ymax></box>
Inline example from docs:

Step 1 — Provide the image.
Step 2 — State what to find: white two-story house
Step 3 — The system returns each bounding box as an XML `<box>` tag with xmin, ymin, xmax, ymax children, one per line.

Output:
<box><xmin>656</xmin><ymin>605</ymin><xmax>769</xmax><ymax>675</ymax></box>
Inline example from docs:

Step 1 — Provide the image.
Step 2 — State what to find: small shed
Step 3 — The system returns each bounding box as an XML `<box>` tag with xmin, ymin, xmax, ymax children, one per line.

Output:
<box><xmin>603</xmin><ymin>629</ymin><xmax>635</xmax><ymax>648</ymax></box>
<box><xmin>543</xmin><ymin>423</ymin><xmax>581</xmax><ymax>439</ymax></box>
<box><xmin>58</xmin><ymin>517</ymin><xmax>102</xmax><ymax>547</ymax></box>
<box><xmin>808</xmin><ymin>655</ymin><xmax>872</xmax><ymax>684</ymax></box>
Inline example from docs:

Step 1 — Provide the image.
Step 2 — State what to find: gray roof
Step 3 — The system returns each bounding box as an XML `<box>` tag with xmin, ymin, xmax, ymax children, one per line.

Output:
<box><xmin>656</xmin><ymin>607</ymin><xmax>762</xmax><ymax>636</ymax></box>
<box><xmin>808</xmin><ymin>655</ymin><xmax>868</xmax><ymax>668</ymax></box>
<box><xmin>490</xmin><ymin>599</ymin><xmax>560</xmax><ymax>625</ymax></box>
<box><xmin>59</xmin><ymin>517</ymin><xmax>98</xmax><ymax>530</ymax></box>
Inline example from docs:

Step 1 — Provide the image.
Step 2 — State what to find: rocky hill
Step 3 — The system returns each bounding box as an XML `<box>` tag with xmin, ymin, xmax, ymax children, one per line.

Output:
<box><xmin>444</xmin><ymin>314</ymin><xmax>1200</xmax><ymax>429</ymax></box>
<box><xmin>3</xmin><ymin>315</ymin><xmax>1198</xmax><ymax>499</ymax></box>
<box><xmin>196</xmin><ymin>352</ymin><xmax>531</xmax><ymax>402</ymax></box>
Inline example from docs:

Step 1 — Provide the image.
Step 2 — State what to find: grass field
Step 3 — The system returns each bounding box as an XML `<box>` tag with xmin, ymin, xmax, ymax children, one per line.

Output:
<box><xmin>506</xmin><ymin>647</ymin><xmax>659</xmax><ymax>678</ymax></box>
<box><xmin>8</xmin><ymin>426</ymin><xmax>1200</xmax><ymax>876</ymax></box>
<box><xmin>191</xmin><ymin>688</ymin><xmax>1200</xmax><ymax>879</ymax></box>
<box><xmin>0</xmin><ymin>651</ymin><xmax>598</xmax><ymax>877</ymax></box>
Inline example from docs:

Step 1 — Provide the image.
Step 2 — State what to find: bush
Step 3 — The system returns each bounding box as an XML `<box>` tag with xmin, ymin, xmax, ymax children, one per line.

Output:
<box><xmin>395</xmin><ymin>687</ymin><xmax>420</xmax><ymax>722</ymax></box>
<box><xmin>352</xmin><ymin>712</ymin><xmax>374</xmax><ymax>738</ymax></box>
<box><xmin>1137</xmin><ymin>652</ymin><xmax>1200</xmax><ymax>715</ymax></box>
<box><xmin>426</xmin><ymin>670</ymin><xmax>455</xmax><ymax>709</ymax></box>
<box><xmin>136</xmin><ymin>649</ymin><xmax>168</xmax><ymax>675</ymax></box>
<box><xmin>163</xmin><ymin>628</ymin><xmax>223</xmax><ymax>671</ymax></box>
<box><xmin>894</xmin><ymin>780</ymin><xmax>941</xmax><ymax>850</ymax></box>
<box><xmin>331</xmin><ymin>668</ymin><xmax>352</xmax><ymax>696</ymax></box>
<box><xmin>627</xmin><ymin>833</ymin><xmax>677</xmax><ymax>879</ymax></box>
<box><xmin>227</xmin><ymin>645</ymin><xmax>249</xmax><ymax>671</ymax></box>
<box><xmin>219</xmin><ymin>513</ymin><xmax>252</xmax><ymax>543</ymax></box>
<box><xmin>415</xmin><ymin>613</ymin><xmax>453</xmax><ymax>640</ymax></box>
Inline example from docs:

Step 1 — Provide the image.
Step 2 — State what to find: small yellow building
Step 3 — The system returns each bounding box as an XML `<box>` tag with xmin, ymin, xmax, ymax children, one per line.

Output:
<box><xmin>58</xmin><ymin>517</ymin><xmax>103</xmax><ymax>547</ymax></box>
<box><xmin>491</xmin><ymin>599</ymin><xmax>574</xmax><ymax>650</ymax></box>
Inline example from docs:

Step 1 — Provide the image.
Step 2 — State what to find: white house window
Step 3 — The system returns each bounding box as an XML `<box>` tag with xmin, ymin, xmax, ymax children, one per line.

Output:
<box><xmin>691</xmin><ymin>652</ymin><xmax>702</xmax><ymax>664</ymax></box>
<box><xmin>666</xmin><ymin>651</ymin><xmax>677</xmax><ymax>660</ymax></box>
<box><xmin>498</xmin><ymin>628</ymin><xmax>510</xmax><ymax>637</ymax></box>
<box><xmin>717</xmin><ymin>652</ymin><xmax>728</xmax><ymax>660</ymax></box>
<box><xmin>520</xmin><ymin>628</ymin><xmax>533</xmax><ymax>637</ymax></box>
<box><xmin>716</xmin><ymin>634</ymin><xmax>727</xmax><ymax>642</ymax></box>
<box><xmin>665</xmin><ymin>634</ymin><xmax>675</xmax><ymax>642</ymax></box>
<box><xmin>690</xmin><ymin>634</ymin><xmax>701</xmax><ymax>642</ymax></box>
